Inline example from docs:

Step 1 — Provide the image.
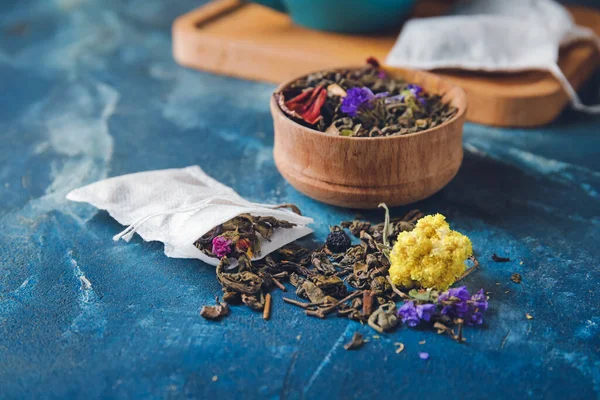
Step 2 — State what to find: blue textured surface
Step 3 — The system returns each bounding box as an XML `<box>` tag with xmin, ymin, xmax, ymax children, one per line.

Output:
<box><xmin>1</xmin><ymin>1</ymin><xmax>599</xmax><ymax>399</ymax></box>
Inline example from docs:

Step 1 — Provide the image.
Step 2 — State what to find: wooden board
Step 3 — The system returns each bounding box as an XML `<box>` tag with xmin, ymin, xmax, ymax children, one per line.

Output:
<box><xmin>172</xmin><ymin>0</ymin><xmax>600</xmax><ymax>127</ymax></box>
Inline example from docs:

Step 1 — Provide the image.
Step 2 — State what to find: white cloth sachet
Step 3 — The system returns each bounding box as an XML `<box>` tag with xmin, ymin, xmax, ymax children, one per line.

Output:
<box><xmin>453</xmin><ymin>0</ymin><xmax>578</xmax><ymax>44</ymax></box>
<box><xmin>66</xmin><ymin>166</ymin><xmax>314</xmax><ymax>266</ymax></box>
<box><xmin>385</xmin><ymin>0</ymin><xmax>600</xmax><ymax>113</ymax></box>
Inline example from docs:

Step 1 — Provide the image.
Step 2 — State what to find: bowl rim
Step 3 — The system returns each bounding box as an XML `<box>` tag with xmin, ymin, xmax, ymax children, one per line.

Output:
<box><xmin>271</xmin><ymin>66</ymin><xmax>467</xmax><ymax>142</ymax></box>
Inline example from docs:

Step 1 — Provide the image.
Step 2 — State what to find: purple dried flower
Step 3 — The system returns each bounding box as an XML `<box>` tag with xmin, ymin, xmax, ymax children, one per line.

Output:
<box><xmin>438</xmin><ymin>286</ymin><xmax>488</xmax><ymax>326</ymax></box>
<box><xmin>467</xmin><ymin>311</ymin><xmax>484</xmax><ymax>325</ymax></box>
<box><xmin>341</xmin><ymin>87</ymin><xmax>388</xmax><ymax>117</ymax></box>
<box><xmin>212</xmin><ymin>236</ymin><xmax>232</xmax><ymax>258</ymax></box>
<box><xmin>398</xmin><ymin>301</ymin><xmax>437</xmax><ymax>326</ymax></box>
<box><xmin>341</xmin><ymin>87</ymin><xmax>374</xmax><ymax>117</ymax></box>
<box><xmin>398</xmin><ymin>301</ymin><xmax>420</xmax><ymax>327</ymax></box>
<box><xmin>419</xmin><ymin>352</ymin><xmax>430</xmax><ymax>360</ymax></box>
<box><xmin>387</xmin><ymin>84</ymin><xmax>426</xmax><ymax>107</ymax></box>
<box><xmin>416</xmin><ymin>303</ymin><xmax>436</xmax><ymax>322</ymax></box>
<box><xmin>384</xmin><ymin>94</ymin><xmax>403</xmax><ymax>104</ymax></box>
<box><xmin>406</xmin><ymin>84</ymin><xmax>424</xmax><ymax>95</ymax></box>
<box><xmin>470</xmin><ymin>289</ymin><xmax>489</xmax><ymax>311</ymax></box>
<box><xmin>441</xmin><ymin>286</ymin><xmax>471</xmax><ymax>302</ymax></box>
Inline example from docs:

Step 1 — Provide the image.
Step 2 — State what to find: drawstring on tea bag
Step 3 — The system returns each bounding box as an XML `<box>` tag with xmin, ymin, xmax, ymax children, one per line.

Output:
<box><xmin>549</xmin><ymin>26</ymin><xmax>600</xmax><ymax>113</ymax></box>
<box><xmin>548</xmin><ymin>64</ymin><xmax>600</xmax><ymax>114</ymax></box>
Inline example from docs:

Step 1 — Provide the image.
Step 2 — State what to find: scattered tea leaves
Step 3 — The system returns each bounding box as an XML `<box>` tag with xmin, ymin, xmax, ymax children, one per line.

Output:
<box><xmin>197</xmin><ymin>206</ymin><xmax>494</xmax><ymax>352</ymax></box>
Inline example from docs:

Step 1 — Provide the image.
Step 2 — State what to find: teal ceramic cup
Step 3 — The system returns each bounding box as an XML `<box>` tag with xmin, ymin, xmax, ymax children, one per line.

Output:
<box><xmin>251</xmin><ymin>0</ymin><xmax>417</xmax><ymax>34</ymax></box>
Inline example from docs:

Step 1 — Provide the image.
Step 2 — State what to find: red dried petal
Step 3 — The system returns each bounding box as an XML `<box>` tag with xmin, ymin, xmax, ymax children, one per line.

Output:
<box><xmin>284</xmin><ymin>85</ymin><xmax>327</xmax><ymax>125</ymax></box>
<box><xmin>284</xmin><ymin>89</ymin><xmax>313</xmax><ymax>110</ymax></box>
<box><xmin>300</xmin><ymin>88</ymin><xmax>327</xmax><ymax>125</ymax></box>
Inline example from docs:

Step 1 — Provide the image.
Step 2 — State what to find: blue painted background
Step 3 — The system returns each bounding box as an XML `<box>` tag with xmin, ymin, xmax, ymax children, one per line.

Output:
<box><xmin>0</xmin><ymin>0</ymin><xmax>599</xmax><ymax>398</ymax></box>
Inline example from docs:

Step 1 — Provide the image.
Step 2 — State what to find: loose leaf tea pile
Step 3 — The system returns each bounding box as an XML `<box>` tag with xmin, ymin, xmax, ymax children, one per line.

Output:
<box><xmin>197</xmin><ymin>206</ymin><xmax>487</xmax><ymax>345</ymax></box>
<box><xmin>275</xmin><ymin>58</ymin><xmax>457</xmax><ymax>137</ymax></box>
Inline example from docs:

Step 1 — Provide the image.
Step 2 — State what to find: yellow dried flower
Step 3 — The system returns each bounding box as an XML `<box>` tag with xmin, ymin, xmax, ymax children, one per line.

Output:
<box><xmin>389</xmin><ymin>214</ymin><xmax>472</xmax><ymax>291</ymax></box>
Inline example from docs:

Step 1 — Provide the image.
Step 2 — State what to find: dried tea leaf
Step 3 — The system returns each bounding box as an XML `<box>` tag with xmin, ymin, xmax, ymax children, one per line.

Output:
<box><xmin>298</xmin><ymin>281</ymin><xmax>327</xmax><ymax>303</ymax></box>
<box><xmin>367</xmin><ymin>303</ymin><xmax>398</xmax><ymax>333</ymax></box>
<box><xmin>222</xmin><ymin>290</ymin><xmax>242</xmax><ymax>304</ymax></box>
<box><xmin>394</xmin><ymin>342</ymin><xmax>405</xmax><ymax>354</ymax></box>
<box><xmin>200</xmin><ymin>298</ymin><xmax>230</xmax><ymax>320</ymax></box>
<box><xmin>312</xmin><ymin>275</ymin><xmax>347</xmax><ymax>298</ymax></box>
<box><xmin>311</xmin><ymin>251</ymin><xmax>337</xmax><ymax>275</ymax></box>
<box><xmin>511</xmin><ymin>273</ymin><xmax>522</xmax><ymax>284</ymax></box>
<box><xmin>340</xmin><ymin>246</ymin><xmax>366</xmax><ymax>267</ymax></box>
<box><xmin>344</xmin><ymin>332</ymin><xmax>365</xmax><ymax>350</ymax></box>
<box><xmin>289</xmin><ymin>272</ymin><xmax>305</xmax><ymax>288</ymax></box>
<box><xmin>218</xmin><ymin>270</ymin><xmax>263</xmax><ymax>295</ymax></box>
<box><xmin>408</xmin><ymin>288</ymin><xmax>438</xmax><ymax>302</ymax></box>
<box><xmin>492</xmin><ymin>254</ymin><xmax>511</xmax><ymax>262</ymax></box>
<box><xmin>341</xmin><ymin>220</ymin><xmax>371</xmax><ymax>237</ymax></box>
<box><xmin>242</xmin><ymin>292</ymin><xmax>265</xmax><ymax>311</ymax></box>
<box><xmin>370</xmin><ymin>276</ymin><xmax>391</xmax><ymax>295</ymax></box>
<box><xmin>276</xmin><ymin>244</ymin><xmax>310</xmax><ymax>262</ymax></box>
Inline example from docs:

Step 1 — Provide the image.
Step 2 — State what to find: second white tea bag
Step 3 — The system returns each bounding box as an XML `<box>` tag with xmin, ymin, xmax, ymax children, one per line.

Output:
<box><xmin>386</xmin><ymin>0</ymin><xmax>600</xmax><ymax>113</ymax></box>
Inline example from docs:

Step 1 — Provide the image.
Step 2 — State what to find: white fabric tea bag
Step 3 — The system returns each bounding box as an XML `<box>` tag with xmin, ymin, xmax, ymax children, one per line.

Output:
<box><xmin>67</xmin><ymin>166</ymin><xmax>314</xmax><ymax>266</ymax></box>
<box><xmin>452</xmin><ymin>0</ymin><xmax>583</xmax><ymax>45</ymax></box>
<box><xmin>386</xmin><ymin>0</ymin><xmax>600</xmax><ymax>113</ymax></box>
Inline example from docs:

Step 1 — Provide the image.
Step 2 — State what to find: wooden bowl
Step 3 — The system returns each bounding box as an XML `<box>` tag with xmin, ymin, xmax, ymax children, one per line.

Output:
<box><xmin>271</xmin><ymin>67</ymin><xmax>467</xmax><ymax>209</ymax></box>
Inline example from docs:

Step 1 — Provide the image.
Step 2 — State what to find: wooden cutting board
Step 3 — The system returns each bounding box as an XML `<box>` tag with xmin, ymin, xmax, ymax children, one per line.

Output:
<box><xmin>172</xmin><ymin>0</ymin><xmax>600</xmax><ymax>127</ymax></box>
